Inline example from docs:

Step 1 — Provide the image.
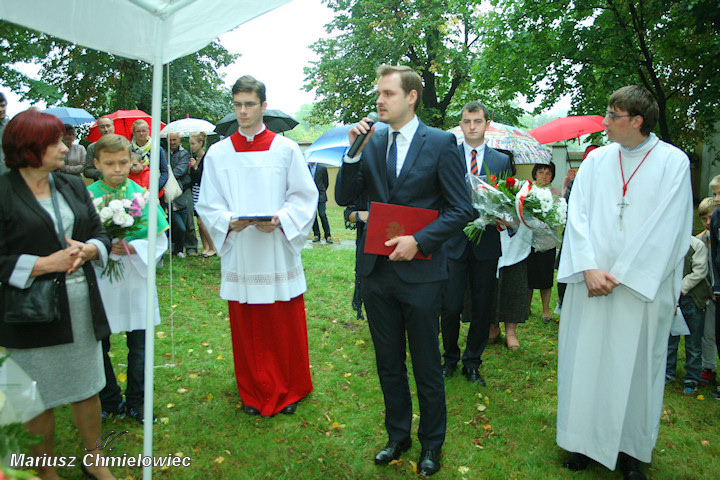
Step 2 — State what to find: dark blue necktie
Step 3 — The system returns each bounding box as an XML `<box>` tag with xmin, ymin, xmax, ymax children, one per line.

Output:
<box><xmin>387</xmin><ymin>131</ymin><xmax>399</xmax><ymax>190</ymax></box>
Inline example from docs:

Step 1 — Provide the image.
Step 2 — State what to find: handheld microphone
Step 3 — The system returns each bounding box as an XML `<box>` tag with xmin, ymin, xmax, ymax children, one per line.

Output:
<box><xmin>347</xmin><ymin>112</ymin><xmax>379</xmax><ymax>157</ymax></box>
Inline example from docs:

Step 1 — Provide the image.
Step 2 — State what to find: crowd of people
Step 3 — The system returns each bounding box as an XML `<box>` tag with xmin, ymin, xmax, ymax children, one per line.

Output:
<box><xmin>0</xmin><ymin>71</ymin><xmax>716</xmax><ymax>480</ymax></box>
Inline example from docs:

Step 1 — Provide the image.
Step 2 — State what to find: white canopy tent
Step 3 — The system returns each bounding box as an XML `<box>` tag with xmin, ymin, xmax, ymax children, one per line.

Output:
<box><xmin>0</xmin><ymin>1</ymin><xmax>291</xmax><ymax>477</ymax></box>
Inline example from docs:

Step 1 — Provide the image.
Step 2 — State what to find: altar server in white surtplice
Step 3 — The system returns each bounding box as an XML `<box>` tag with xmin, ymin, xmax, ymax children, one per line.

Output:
<box><xmin>556</xmin><ymin>85</ymin><xmax>692</xmax><ymax>480</ymax></box>
<box><xmin>196</xmin><ymin>75</ymin><xmax>318</xmax><ymax>418</ymax></box>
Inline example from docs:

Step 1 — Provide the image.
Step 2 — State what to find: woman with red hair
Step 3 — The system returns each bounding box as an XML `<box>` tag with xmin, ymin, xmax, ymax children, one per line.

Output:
<box><xmin>0</xmin><ymin>109</ymin><xmax>115</xmax><ymax>480</ymax></box>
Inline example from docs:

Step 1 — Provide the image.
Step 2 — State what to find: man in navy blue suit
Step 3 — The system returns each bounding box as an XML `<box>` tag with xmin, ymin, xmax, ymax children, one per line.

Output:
<box><xmin>440</xmin><ymin>101</ymin><xmax>511</xmax><ymax>386</ymax></box>
<box><xmin>335</xmin><ymin>65</ymin><xmax>473</xmax><ymax>477</ymax></box>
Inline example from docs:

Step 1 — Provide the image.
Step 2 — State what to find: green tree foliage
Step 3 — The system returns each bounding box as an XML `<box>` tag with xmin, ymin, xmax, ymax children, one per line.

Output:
<box><xmin>481</xmin><ymin>0</ymin><xmax>720</xmax><ymax>149</ymax></box>
<box><xmin>285</xmin><ymin>104</ymin><xmax>335</xmax><ymax>143</ymax></box>
<box><xmin>305</xmin><ymin>0</ymin><xmax>522</xmax><ymax>129</ymax></box>
<box><xmin>0</xmin><ymin>21</ymin><xmax>237</xmax><ymax>123</ymax></box>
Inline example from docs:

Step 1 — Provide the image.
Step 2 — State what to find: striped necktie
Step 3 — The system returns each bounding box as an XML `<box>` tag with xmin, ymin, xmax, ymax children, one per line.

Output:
<box><xmin>470</xmin><ymin>148</ymin><xmax>478</xmax><ymax>176</ymax></box>
<box><xmin>387</xmin><ymin>131</ymin><xmax>399</xmax><ymax>189</ymax></box>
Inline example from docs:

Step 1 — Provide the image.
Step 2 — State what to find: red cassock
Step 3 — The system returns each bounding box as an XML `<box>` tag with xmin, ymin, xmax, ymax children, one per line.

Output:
<box><xmin>228</xmin><ymin>296</ymin><xmax>313</xmax><ymax>416</ymax></box>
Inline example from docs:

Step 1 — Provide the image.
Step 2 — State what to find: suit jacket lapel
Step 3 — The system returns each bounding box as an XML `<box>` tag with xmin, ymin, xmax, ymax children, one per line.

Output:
<box><xmin>391</xmin><ymin>122</ymin><xmax>426</xmax><ymax>195</ymax></box>
<box><xmin>9</xmin><ymin>170</ymin><xmax>59</xmax><ymax>238</ymax></box>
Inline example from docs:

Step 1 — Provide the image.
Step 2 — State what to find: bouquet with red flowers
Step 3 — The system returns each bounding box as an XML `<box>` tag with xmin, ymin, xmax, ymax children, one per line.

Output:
<box><xmin>514</xmin><ymin>181</ymin><xmax>567</xmax><ymax>251</ymax></box>
<box><xmin>463</xmin><ymin>174</ymin><xmax>521</xmax><ymax>244</ymax></box>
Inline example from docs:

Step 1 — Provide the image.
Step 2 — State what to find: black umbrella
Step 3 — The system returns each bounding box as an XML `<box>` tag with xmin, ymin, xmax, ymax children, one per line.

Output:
<box><xmin>216</xmin><ymin>109</ymin><xmax>299</xmax><ymax>136</ymax></box>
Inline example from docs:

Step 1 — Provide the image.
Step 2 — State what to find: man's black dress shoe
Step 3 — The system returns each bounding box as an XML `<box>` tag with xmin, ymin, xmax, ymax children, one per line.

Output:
<box><xmin>374</xmin><ymin>438</ymin><xmax>412</xmax><ymax>465</ymax></box>
<box><xmin>242</xmin><ymin>405</ymin><xmax>260</xmax><ymax>415</ymax></box>
<box><xmin>562</xmin><ymin>452</ymin><xmax>590</xmax><ymax>471</ymax></box>
<box><xmin>461</xmin><ymin>366</ymin><xmax>486</xmax><ymax>386</ymax></box>
<box><xmin>417</xmin><ymin>448</ymin><xmax>441</xmax><ymax>477</ymax></box>
<box><xmin>618</xmin><ymin>453</ymin><xmax>646</xmax><ymax>480</ymax></box>
<box><xmin>441</xmin><ymin>363</ymin><xmax>456</xmax><ymax>379</ymax></box>
<box><xmin>280</xmin><ymin>402</ymin><xmax>298</xmax><ymax>414</ymax></box>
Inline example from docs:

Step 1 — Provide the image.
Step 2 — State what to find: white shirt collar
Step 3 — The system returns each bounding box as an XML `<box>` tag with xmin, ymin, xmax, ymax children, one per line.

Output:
<box><xmin>620</xmin><ymin>133</ymin><xmax>655</xmax><ymax>152</ymax></box>
<box><xmin>464</xmin><ymin>141</ymin><xmax>486</xmax><ymax>156</ymax></box>
<box><xmin>389</xmin><ymin>115</ymin><xmax>419</xmax><ymax>142</ymax></box>
<box><xmin>238</xmin><ymin>124</ymin><xmax>266</xmax><ymax>142</ymax></box>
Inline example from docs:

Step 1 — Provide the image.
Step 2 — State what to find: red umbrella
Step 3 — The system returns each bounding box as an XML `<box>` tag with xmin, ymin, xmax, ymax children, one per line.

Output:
<box><xmin>528</xmin><ymin>115</ymin><xmax>606</xmax><ymax>145</ymax></box>
<box><xmin>85</xmin><ymin>109</ymin><xmax>166</xmax><ymax>142</ymax></box>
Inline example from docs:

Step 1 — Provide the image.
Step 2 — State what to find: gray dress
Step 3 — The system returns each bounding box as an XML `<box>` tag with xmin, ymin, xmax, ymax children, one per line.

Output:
<box><xmin>7</xmin><ymin>194</ymin><xmax>104</xmax><ymax>409</ymax></box>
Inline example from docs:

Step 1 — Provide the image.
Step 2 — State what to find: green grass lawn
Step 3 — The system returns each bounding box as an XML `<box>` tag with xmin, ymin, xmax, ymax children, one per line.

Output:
<box><xmin>18</xmin><ymin>207</ymin><xmax>720</xmax><ymax>479</ymax></box>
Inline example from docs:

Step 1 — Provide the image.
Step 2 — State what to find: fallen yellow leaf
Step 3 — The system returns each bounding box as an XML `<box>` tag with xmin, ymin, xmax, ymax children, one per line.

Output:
<box><xmin>697</xmin><ymin>395</ymin><xmax>705</xmax><ymax>400</ymax></box>
<box><xmin>156</xmin><ymin>331</ymin><xmax>166</xmax><ymax>339</ymax></box>
<box><xmin>477</xmin><ymin>404</ymin><xmax>487</xmax><ymax>412</ymax></box>
<box><xmin>188</xmin><ymin>373</ymin><xmax>198</xmax><ymax>378</ymax></box>
<box><xmin>701</xmin><ymin>440</ymin><xmax>710</xmax><ymax>446</ymax></box>
<box><xmin>483</xmin><ymin>424</ymin><xmax>492</xmax><ymax>431</ymax></box>
<box><xmin>458</xmin><ymin>466</ymin><xmax>470</xmax><ymax>474</ymax></box>
<box><xmin>484</xmin><ymin>395</ymin><xmax>490</xmax><ymax>405</ymax></box>
<box><xmin>355</xmin><ymin>340</ymin><xmax>365</xmax><ymax>345</ymax></box>
<box><xmin>342</xmin><ymin>373</ymin><xmax>352</xmax><ymax>378</ymax></box>
<box><xmin>159</xmin><ymin>417</ymin><xmax>169</xmax><ymax>424</ymax></box>
<box><xmin>206</xmin><ymin>393</ymin><xmax>213</xmax><ymax>402</ymax></box>
<box><xmin>174</xmin><ymin>452</ymin><xmax>183</xmax><ymax>458</ymax></box>
<box><xmin>166</xmin><ymin>403</ymin><xmax>175</xmax><ymax>409</ymax></box>
<box><xmin>505</xmin><ymin>388</ymin><xmax>512</xmax><ymax>393</ymax></box>
<box><xmin>117</xmin><ymin>373</ymin><xmax>127</xmax><ymax>383</ymax></box>
<box><xmin>201</xmin><ymin>341</ymin><xmax>210</xmax><ymax>347</ymax></box>
<box><xmin>214</xmin><ymin>456</ymin><xmax>225</xmax><ymax>464</ymax></box>
<box><xmin>217</xmin><ymin>354</ymin><xmax>224</xmax><ymax>360</ymax></box>
<box><xmin>177</xmin><ymin>388</ymin><xmax>188</xmax><ymax>394</ymax></box>
<box><xmin>331</xmin><ymin>422</ymin><xmax>345</xmax><ymax>430</ymax></box>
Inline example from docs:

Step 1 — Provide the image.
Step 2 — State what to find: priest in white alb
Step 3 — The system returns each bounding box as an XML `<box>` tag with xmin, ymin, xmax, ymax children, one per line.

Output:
<box><xmin>556</xmin><ymin>85</ymin><xmax>692</xmax><ymax>480</ymax></box>
<box><xmin>196</xmin><ymin>75</ymin><xmax>318</xmax><ymax>417</ymax></box>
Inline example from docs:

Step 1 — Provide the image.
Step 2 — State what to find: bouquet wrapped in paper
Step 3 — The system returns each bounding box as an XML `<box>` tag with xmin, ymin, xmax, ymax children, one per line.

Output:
<box><xmin>464</xmin><ymin>174</ymin><xmax>567</xmax><ymax>251</ymax></box>
<box><xmin>515</xmin><ymin>181</ymin><xmax>567</xmax><ymax>251</ymax></box>
<box><xmin>91</xmin><ymin>191</ymin><xmax>149</xmax><ymax>282</ymax></box>
<box><xmin>464</xmin><ymin>174</ymin><xmax>520</xmax><ymax>244</ymax></box>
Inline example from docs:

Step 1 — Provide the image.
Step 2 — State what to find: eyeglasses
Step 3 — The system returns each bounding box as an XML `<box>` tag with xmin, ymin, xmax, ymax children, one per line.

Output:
<box><xmin>232</xmin><ymin>101</ymin><xmax>260</xmax><ymax>109</ymax></box>
<box><xmin>605</xmin><ymin>110</ymin><xmax>636</xmax><ymax>120</ymax></box>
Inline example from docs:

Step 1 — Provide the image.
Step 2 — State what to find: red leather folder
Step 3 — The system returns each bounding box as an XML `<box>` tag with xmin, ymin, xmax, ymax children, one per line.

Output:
<box><xmin>364</xmin><ymin>201</ymin><xmax>439</xmax><ymax>260</ymax></box>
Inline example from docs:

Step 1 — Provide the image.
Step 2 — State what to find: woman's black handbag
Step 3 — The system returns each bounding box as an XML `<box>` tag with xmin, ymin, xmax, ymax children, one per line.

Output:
<box><xmin>1</xmin><ymin>275</ymin><xmax>61</xmax><ymax>324</ymax></box>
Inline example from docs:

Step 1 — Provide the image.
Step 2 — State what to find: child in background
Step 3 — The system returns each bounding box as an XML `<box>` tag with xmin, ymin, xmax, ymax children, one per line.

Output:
<box><xmin>708</xmin><ymin>175</ymin><xmax>720</xmax><ymax>399</ymax></box>
<box><xmin>128</xmin><ymin>151</ymin><xmax>164</xmax><ymax>199</ymax></box>
<box><xmin>666</xmin><ymin>233</ymin><xmax>710</xmax><ymax>395</ymax></box>
<box><xmin>88</xmin><ymin>134</ymin><xmax>169</xmax><ymax>423</ymax></box>
<box><xmin>696</xmin><ymin>196</ymin><xmax>717</xmax><ymax>386</ymax></box>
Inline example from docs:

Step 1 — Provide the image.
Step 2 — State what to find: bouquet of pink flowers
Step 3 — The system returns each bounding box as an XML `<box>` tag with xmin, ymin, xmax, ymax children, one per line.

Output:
<box><xmin>464</xmin><ymin>174</ymin><xmax>521</xmax><ymax>244</ymax></box>
<box><xmin>91</xmin><ymin>191</ymin><xmax>149</xmax><ymax>282</ymax></box>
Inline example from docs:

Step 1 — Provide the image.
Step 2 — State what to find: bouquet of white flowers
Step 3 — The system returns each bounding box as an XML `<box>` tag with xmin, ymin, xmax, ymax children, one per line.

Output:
<box><xmin>91</xmin><ymin>191</ymin><xmax>149</xmax><ymax>282</ymax></box>
<box><xmin>515</xmin><ymin>182</ymin><xmax>567</xmax><ymax>251</ymax></box>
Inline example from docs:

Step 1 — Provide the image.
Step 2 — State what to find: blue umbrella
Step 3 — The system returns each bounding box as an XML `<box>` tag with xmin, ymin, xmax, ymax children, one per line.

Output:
<box><xmin>43</xmin><ymin>107</ymin><xmax>95</xmax><ymax>126</ymax></box>
<box><xmin>305</xmin><ymin>124</ymin><xmax>388</xmax><ymax>167</ymax></box>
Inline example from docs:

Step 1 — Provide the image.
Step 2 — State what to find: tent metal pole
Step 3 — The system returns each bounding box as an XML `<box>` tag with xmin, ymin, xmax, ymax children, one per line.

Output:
<box><xmin>142</xmin><ymin>57</ymin><xmax>164</xmax><ymax>480</ymax></box>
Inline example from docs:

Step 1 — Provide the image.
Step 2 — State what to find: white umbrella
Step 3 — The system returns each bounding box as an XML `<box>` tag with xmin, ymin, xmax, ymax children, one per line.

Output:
<box><xmin>160</xmin><ymin>117</ymin><xmax>216</xmax><ymax>138</ymax></box>
<box><xmin>0</xmin><ymin>2</ymin><xmax>291</xmax><ymax>478</ymax></box>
